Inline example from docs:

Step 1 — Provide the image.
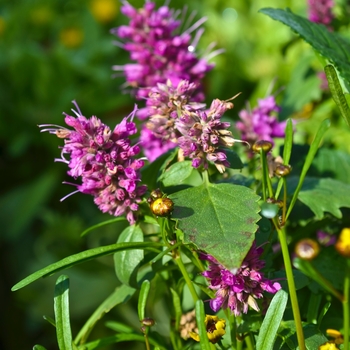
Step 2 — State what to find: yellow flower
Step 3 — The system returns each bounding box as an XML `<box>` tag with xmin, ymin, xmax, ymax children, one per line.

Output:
<box><xmin>90</xmin><ymin>0</ymin><xmax>118</xmax><ymax>23</ymax></box>
<box><xmin>59</xmin><ymin>28</ymin><xmax>84</xmax><ymax>48</ymax></box>
<box><xmin>326</xmin><ymin>329</ymin><xmax>344</xmax><ymax>345</ymax></box>
<box><xmin>319</xmin><ymin>341</ymin><xmax>339</xmax><ymax>350</ymax></box>
<box><xmin>190</xmin><ymin>315</ymin><xmax>226</xmax><ymax>344</ymax></box>
<box><xmin>335</xmin><ymin>227</ymin><xmax>350</xmax><ymax>258</ymax></box>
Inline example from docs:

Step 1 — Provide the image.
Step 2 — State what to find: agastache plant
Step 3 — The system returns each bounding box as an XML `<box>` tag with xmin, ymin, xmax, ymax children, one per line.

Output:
<box><xmin>11</xmin><ymin>1</ymin><xmax>350</xmax><ymax>350</ymax></box>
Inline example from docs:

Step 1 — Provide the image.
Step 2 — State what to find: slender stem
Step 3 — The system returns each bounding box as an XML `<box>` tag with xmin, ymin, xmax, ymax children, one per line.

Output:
<box><xmin>343</xmin><ymin>260</ymin><xmax>350</xmax><ymax>350</ymax></box>
<box><xmin>245</xmin><ymin>333</ymin><xmax>254</xmax><ymax>350</ymax></box>
<box><xmin>259</xmin><ymin>150</ymin><xmax>267</xmax><ymax>201</ymax></box>
<box><xmin>273</xmin><ymin>220</ymin><xmax>305</xmax><ymax>350</ymax></box>
<box><xmin>224</xmin><ymin>309</ymin><xmax>236</xmax><ymax>349</ymax></box>
<box><xmin>143</xmin><ymin>330</ymin><xmax>151</xmax><ymax>350</ymax></box>
<box><xmin>175</xmin><ymin>250</ymin><xmax>199</xmax><ymax>303</ymax></box>
<box><xmin>282</xmin><ymin>177</ymin><xmax>287</xmax><ymax>225</ymax></box>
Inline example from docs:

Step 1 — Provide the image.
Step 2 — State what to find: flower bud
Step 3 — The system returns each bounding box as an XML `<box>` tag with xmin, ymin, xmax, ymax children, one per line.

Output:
<box><xmin>274</xmin><ymin>164</ymin><xmax>292</xmax><ymax>177</ymax></box>
<box><xmin>295</xmin><ymin>238</ymin><xmax>320</xmax><ymax>261</ymax></box>
<box><xmin>252</xmin><ymin>140</ymin><xmax>273</xmax><ymax>153</ymax></box>
<box><xmin>150</xmin><ymin>197</ymin><xmax>174</xmax><ymax>217</ymax></box>
<box><xmin>141</xmin><ymin>317</ymin><xmax>155</xmax><ymax>327</ymax></box>
<box><xmin>335</xmin><ymin>228</ymin><xmax>350</xmax><ymax>258</ymax></box>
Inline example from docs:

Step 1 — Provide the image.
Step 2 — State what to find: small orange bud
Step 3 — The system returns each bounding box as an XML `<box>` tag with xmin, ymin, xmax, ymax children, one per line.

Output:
<box><xmin>150</xmin><ymin>197</ymin><xmax>174</xmax><ymax>217</ymax></box>
<box><xmin>295</xmin><ymin>239</ymin><xmax>320</xmax><ymax>261</ymax></box>
<box><xmin>335</xmin><ymin>228</ymin><xmax>350</xmax><ymax>258</ymax></box>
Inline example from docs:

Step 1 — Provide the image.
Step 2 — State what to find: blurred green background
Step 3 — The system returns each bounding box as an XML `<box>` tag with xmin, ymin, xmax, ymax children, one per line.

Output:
<box><xmin>1</xmin><ymin>0</ymin><xmax>341</xmax><ymax>348</ymax></box>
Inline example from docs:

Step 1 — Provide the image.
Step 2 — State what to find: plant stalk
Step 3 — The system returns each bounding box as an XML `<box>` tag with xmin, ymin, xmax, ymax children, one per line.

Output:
<box><xmin>343</xmin><ymin>260</ymin><xmax>350</xmax><ymax>350</ymax></box>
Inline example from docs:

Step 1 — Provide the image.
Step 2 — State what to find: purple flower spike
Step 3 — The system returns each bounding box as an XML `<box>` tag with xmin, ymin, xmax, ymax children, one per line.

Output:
<box><xmin>200</xmin><ymin>242</ymin><xmax>281</xmax><ymax>316</ymax></box>
<box><xmin>308</xmin><ymin>0</ymin><xmax>334</xmax><ymax>28</ymax></box>
<box><xmin>236</xmin><ymin>96</ymin><xmax>286</xmax><ymax>146</ymax></box>
<box><xmin>39</xmin><ymin>101</ymin><xmax>147</xmax><ymax>225</ymax></box>
<box><xmin>111</xmin><ymin>1</ymin><xmax>220</xmax><ymax>101</ymax></box>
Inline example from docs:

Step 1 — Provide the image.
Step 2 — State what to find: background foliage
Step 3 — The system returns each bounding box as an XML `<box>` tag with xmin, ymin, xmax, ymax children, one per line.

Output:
<box><xmin>2</xmin><ymin>0</ymin><xmax>349</xmax><ymax>349</ymax></box>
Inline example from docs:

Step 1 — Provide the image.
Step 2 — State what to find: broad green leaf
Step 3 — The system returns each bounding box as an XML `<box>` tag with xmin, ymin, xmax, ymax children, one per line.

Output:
<box><xmin>325</xmin><ymin>64</ymin><xmax>350</xmax><ymax>128</ymax></box>
<box><xmin>114</xmin><ymin>225</ymin><xmax>144</xmax><ymax>287</ymax></box>
<box><xmin>12</xmin><ymin>242</ymin><xmax>162</xmax><ymax>291</ymax></box>
<box><xmin>80</xmin><ymin>217</ymin><xmax>127</xmax><ymax>237</ymax></box>
<box><xmin>54</xmin><ymin>275</ymin><xmax>73</xmax><ymax>350</ymax></box>
<box><xmin>74</xmin><ymin>285</ymin><xmax>136</xmax><ymax>345</ymax></box>
<box><xmin>303</xmin><ymin>324</ymin><xmax>328</xmax><ymax>350</ymax></box>
<box><xmin>298</xmin><ymin>177</ymin><xmax>350</xmax><ymax>219</ymax></box>
<box><xmin>225</xmin><ymin>149</ymin><xmax>244</xmax><ymax>169</ymax></box>
<box><xmin>158</xmin><ymin>161</ymin><xmax>193</xmax><ymax>187</ymax></box>
<box><xmin>138</xmin><ymin>280</ymin><xmax>150</xmax><ymax>321</ymax></box>
<box><xmin>260</xmin><ymin>8</ymin><xmax>350</xmax><ymax>85</ymax></box>
<box><xmin>256</xmin><ymin>289</ymin><xmax>288</xmax><ymax>350</ymax></box>
<box><xmin>286</xmin><ymin>119</ymin><xmax>330</xmax><ymax>220</ymax></box>
<box><xmin>311</xmin><ymin>148</ymin><xmax>350</xmax><ymax>184</ymax></box>
<box><xmin>170</xmin><ymin>182</ymin><xmax>260</xmax><ymax>269</ymax></box>
<box><xmin>82</xmin><ymin>333</ymin><xmax>166</xmax><ymax>350</ymax></box>
<box><xmin>195</xmin><ymin>300</ymin><xmax>211</xmax><ymax>350</ymax></box>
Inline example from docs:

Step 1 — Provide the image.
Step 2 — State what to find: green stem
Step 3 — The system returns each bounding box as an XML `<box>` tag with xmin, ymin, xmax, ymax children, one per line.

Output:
<box><xmin>175</xmin><ymin>250</ymin><xmax>199</xmax><ymax>303</ymax></box>
<box><xmin>259</xmin><ymin>150</ymin><xmax>268</xmax><ymax>201</ymax></box>
<box><xmin>245</xmin><ymin>333</ymin><xmax>254</xmax><ymax>350</ymax></box>
<box><xmin>224</xmin><ymin>310</ymin><xmax>236</xmax><ymax>349</ymax></box>
<box><xmin>274</xmin><ymin>221</ymin><xmax>305</xmax><ymax>350</ymax></box>
<box><xmin>282</xmin><ymin>177</ymin><xmax>287</xmax><ymax>225</ymax></box>
<box><xmin>143</xmin><ymin>330</ymin><xmax>151</xmax><ymax>350</ymax></box>
<box><xmin>343</xmin><ymin>260</ymin><xmax>350</xmax><ymax>350</ymax></box>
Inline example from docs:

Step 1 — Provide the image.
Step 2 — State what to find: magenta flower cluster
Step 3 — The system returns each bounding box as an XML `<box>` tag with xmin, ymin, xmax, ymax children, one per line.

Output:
<box><xmin>236</xmin><ymin>96</ymin><xmax>286</xmax><ymax>146</ymax></box>
<box><xmin>111</xmin><ymin>0</ymin><xmax>215</xmax><ymax>101</ymax></box>
<box><xmin>39</xmin><ymin>101</ymin><xmax>147</xmax><ymax>225</ymax></box>
<box><xmin>200</xmin><ymin>242</ymin><xmax>281</xmax><ymax>316</ymax></box>
<box><xmin>308</xmin><ymin>0</ymin><xmax>334</xmax><ymax>28</ymax></box>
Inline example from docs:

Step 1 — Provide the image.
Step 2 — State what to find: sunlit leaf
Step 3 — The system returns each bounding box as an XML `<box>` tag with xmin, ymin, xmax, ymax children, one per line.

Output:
<box><xmin>158</xmin><ymin>161</ymin><xmax>193</xmax><ymax>187</ymax></box>
<box><xmin>170</xmin><ymin>182</ymin><xmax>260</xmax><ymax>269</ymax></box>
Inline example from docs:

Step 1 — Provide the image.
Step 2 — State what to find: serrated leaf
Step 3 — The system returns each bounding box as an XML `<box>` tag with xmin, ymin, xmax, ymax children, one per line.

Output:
<box><xmin>158</xmin><ymin>161</ymin><xmax>193</xmax><ymax>187</ymax></box>
<box><xmin>12</xmin><ymin>242</ymin><xmax>162</xmax><ymax>291</ymax></box>
<box><xmin>170</xmin><ymin>182</ymin><xmax>260</xmax><ymax>269</ymax></box>
<box><xmin>74</xmin><ymin>285</ymin><xmax>136</xmax><ymax>344</ymax></box>
<box><xmin>54</xmin><ymin>275</ymin><xmax>73</xmax><ymax>350</ymax></box>
<box><xmin>114</xmin><ymin>225</ymin><xmax>144</xmax><ymax>288</ymax></box>
<box><xmin>256</xmin><ymin>289</ymin><xmax>288</xmax><ymax>350</ymax></box>
<box><xmin>325</xmin><ymin>64</ymin><xmax>350</xmax><ymax>128</ymax></box>
<box><xmin>260</xmin><ymin>8</ymin><xmax>350</xmax><ymax>85</ymax></box>
<box><xmin>298</xmin><ymin>177</ymin><xmax>350</xmax><ymax>219</ymax></box>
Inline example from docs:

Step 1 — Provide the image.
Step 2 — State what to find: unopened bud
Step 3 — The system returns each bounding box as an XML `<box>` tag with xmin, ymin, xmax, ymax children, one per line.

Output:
<box><xmin>150</xmin><ymin>197</ymin><xmax>174</xmax><ymax>217</ymax></box>
<box><xmin>141</xmin><ymin>317</ymin><xmax>155</xmax><ymax>327</ymax></box>
<box><xmin>274</xmin><ymin>164</ymin><xmax>292</xmax><ymax>177</ymax></box>
<box><xmin>252</xmin><ymin>140</ymin><xmax>273</xmax><ymax>153</ymax></box>
<box><xmin>295</xmin><ymin>239</ymin><xmax>320</xmax><ymax>261</ymax></box>
<box><xmin>335</xmin><ymin>228</ymin><xmax>350</xmax><ymax>258</ymax></box>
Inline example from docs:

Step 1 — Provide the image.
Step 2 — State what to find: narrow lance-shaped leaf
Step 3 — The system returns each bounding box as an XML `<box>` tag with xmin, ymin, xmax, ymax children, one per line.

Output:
<box><xmin>54</xmin><ymin>275</ymin><xmax>73</xmax><ymax>350</ymax></box>
<box><xmin>325</xmin><ymin>64</ymin><xmax>350</xmax><ymax>128</ymax></box>
<box><xmin>138</xmin><ymin>280</ymin><xmax>150</xmax><ymax>321</ymax></box>
<box><xmin>256</xmin><ymin>289</ymin><xmax>288</xmax><ymax>350</ymax></box>
<box><xmin>195</xmin><ymin>300</ymin><xmax>211</xmax><ymax>350</ymax></box>
<box><xmin>286</xmin><ymin>119</ymin><xmax>330</xmax><ymax>220</ymax></box>
<box><xmin>80</xmin><ymin>217</ymin><xmax>127</xmax><ymax>237</ymax></box>
<box><xmin>12</xmin><ymin>242</ymin><xmax>162</xmax><ymax>291</ymax></box>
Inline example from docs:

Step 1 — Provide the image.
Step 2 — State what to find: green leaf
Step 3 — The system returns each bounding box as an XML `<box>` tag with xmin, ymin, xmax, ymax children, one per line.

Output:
<box><xmin>43</xmin><ymin>315</ymin><xmax>56</xmax><ymax>327</ymax></box>
<box><xmin>286</xmin><ymin>119</ymin><xmax>330</xmax><ymax>220</ymax></box>
<box><xmin>195</xmin><ymin>300</ymin><xmax>211</xmax><ymax>350</ymax></box>
<box><xmin>74</xmin><ymin>285</ymin><xmax>136</xmax><ymax>345</ymax></box>
<box><xmin>33</xmin><ymin>345</ymin><xmax>48</xmax><ymax>350</ymax></box>
<box><xmin>114</xmin><ymin>225</ymin><xmax>144</xmax><ymax>287</ymax></box>
<box><xmin>298</xmin><ymin>177</ymin><xmax>350</xmax><ymax>219</ymax></box>
<box><xmin>12</xmin><ymin>242</ymin><xmax>162</xmax><ymax>291</ymax></box>
<box><xmin>225</xmin><ymin>149</ymin><xmax>244</xmax><ymax>169</ymax></box>
<box><xmin>256</xmin><ymin>289</ymin><xmax>288</xmax><ymax>350</ymax></box>
<box><xmin>312</xmin><ymin>148</ymin><xmax>350</xmax><ymax>184</ymax></box>
<box><xmin>138</xmin><ymin>280</ymin><xmax>150</xmax><ymax>321</ymax></box>
<box><xmin>170</xmin><ymin>182</ymin><xmax>260</xmax><ymax>269</ymax></box>
<box><xmin>80</xmin><ymin>217</ymin><xmax>127</xmax><ymax>237</ymax></box>
<box><xmin>303</xmin><ymin>324</ymin><xmax>328</xmax><ymax>350</ymax></box>
<box><xmin>260</xmin><ymin>8</ymin><xmax>350</xmax><ymax>85</ymax></box>
<box><xmin>104</xmin><ymin>321</ymin><xmax>134</xmax><ymax>333</ymax></box>
<box><xmin>54</xmin><ymin>275</ymin><xmax>73</xmax><ymax>350</ymax></box>
<box><xmin>170</xmin><ymin>288</ymin><xmax>182</xmax><ymax>330</ymax></box>
<box><xmin>325</xmin><ymin>64</ymin><xmax>350</xmax><ymax>128</ymax></box>
<box><xmin>158</xmin><ymin>161</ymin><xmax>193</xmax><ymax>187</ymax></box>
